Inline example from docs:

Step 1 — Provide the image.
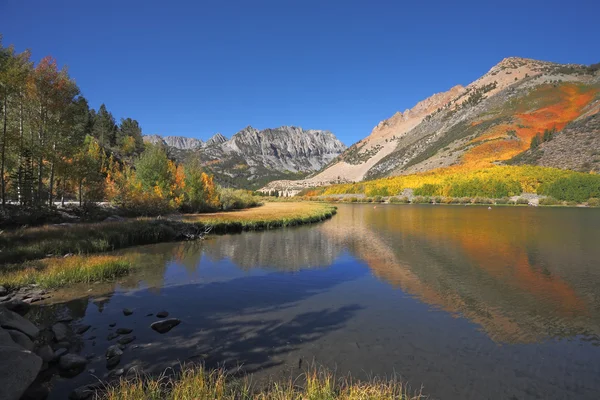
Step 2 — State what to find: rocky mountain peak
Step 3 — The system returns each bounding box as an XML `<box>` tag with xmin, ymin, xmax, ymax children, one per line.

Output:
<box><xmin>206</xmin><ymin>133</ymin><xmax>227</xmax><ymax>146</ymax></box>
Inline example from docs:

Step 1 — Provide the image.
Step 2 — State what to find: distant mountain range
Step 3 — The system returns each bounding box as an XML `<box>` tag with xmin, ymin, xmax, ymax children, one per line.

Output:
<box><xmin>143</xmin><ymin>126</ymin><xmax>346</xmax><ymax>189</ymax></box>
<box><xmin>262</xmin><ymin>57</ymin><xmax>600</xmax><ymax>192</ymax></box>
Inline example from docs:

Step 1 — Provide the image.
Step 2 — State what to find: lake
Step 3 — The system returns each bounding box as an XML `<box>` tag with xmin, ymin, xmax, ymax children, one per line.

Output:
<box><xmin>37</xmin><ymin>204</ymin><xmax>600</xmax><ymax>399</ymax></box>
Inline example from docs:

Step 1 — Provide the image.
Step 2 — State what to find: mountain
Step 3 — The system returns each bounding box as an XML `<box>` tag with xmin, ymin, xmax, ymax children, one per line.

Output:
<box><xmin>144</xmin><ymin>126</ymin><xmax>346</xmax><ymax>189</ymax></box>
<box><xmin>262</xmin><ymin>57</ymin><xmax>600</xmax><ymax>193</ymax></box>
<box><xmin>143</xmin><ymin>135</ymin><xmax>204</xmax><ymax>150</ymax></box>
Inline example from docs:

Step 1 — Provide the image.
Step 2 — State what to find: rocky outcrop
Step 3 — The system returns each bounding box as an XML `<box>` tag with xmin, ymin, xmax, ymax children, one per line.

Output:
<box><xmin>143</xmin><ymin>134</ymin><xmax>204</xmax><ymax>150</ymax></box>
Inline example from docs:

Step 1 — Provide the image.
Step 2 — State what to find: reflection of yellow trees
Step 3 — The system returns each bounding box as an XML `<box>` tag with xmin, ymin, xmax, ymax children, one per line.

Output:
<box><xmin>320</xmin><ymin>205</ymin><xmax>599</xmax><ymax>343</ymax></box>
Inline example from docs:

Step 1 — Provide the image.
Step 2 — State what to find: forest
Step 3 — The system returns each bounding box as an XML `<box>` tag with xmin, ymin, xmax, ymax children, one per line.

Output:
<box><xmin>0</xmin><ymin>38</ymin><xmax>257</xmax><ymax>221</ymax></box>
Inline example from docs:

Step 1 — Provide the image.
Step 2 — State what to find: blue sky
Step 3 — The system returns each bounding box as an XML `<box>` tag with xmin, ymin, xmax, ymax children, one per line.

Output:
<box><xmin>1</xmin><ymin>0</ymin><xmax>598</xmax><ymax>145</ymax></box>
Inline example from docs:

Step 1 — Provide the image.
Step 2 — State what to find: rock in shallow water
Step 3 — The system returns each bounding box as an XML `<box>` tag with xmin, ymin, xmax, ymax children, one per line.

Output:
<box><xmin>122</xmin><ymin>308</ymin><xmax>133</xmax><ymax>316</ymax></box>
<box><xmin>151</xmin><ymin>318</ymin><xmax>181</xmax><ymax>333</ymax></box>
<box><xmin>116</xmin><ymin>327</ymin><xmax>133</xmax><ymax>334</ymax></box>
<box><xmin>117</xmin><ymin>334</ymin><xmax>136</xmax><ymax>345</ymax></box>
<box><xmin>76</xmin><ymin>324</ymin><xmax>91</xmax><ymax>334</ymax></box>
<box><xmin>59</xmin><ymin>353</ymin><xmax>88</xmax><ymax>375</ymax></box>
<box><xmin>51</xmin><ymin>322</ymin><xmax>69</xmax><ymax>342</ymax></box>
<box><xmin>156</xmin><ymin>311</ymin><xmax>169</xmax><ymax>318</ymax></box>
<box><xmin>105</xmin><ymin>344</ymin><xmax>123</xmax><ymax>359</ymax></box>
<box><xmin>106</xmin><ymin>354</ymin><xmax>121</xmax><ymax>369</ymax></box>
<box><xmin>0</xmin><ymin>346</ymin><xmax>42</xmax><ymax>400</ymax></box>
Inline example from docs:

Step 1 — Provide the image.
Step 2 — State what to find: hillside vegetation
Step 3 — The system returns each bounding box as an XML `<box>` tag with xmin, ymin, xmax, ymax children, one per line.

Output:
<box><xmin>311</xmin><ymin>165</ymin><xmax>600</xmax><ymax>203</ymax></box>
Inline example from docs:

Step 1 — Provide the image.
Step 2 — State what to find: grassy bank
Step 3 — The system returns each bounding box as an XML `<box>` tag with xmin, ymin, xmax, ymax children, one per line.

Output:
<box><xmin>101</xmin><ymin>365</ymin><xmax>423</xmax><ymax>400</ymax></box>
<box><xmin>181</xmin><ymin>202</ymin><xmax>337</xmax><ymax>233</ymax></box>
<box><xmin>0</xmin><ymin>255</ymin><xmax>134</xmax><ymax>290</ymax></box>
<box><xmin>0</xmin><ymin>203</ymin><xmax>337</xmax><ymax>266</ymax></box>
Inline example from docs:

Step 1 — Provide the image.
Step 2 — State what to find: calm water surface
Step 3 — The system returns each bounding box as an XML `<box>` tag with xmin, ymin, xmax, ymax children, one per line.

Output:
<box><xmin>36</xmin><ymin>204</ymin><xmax>600</xmax><ymax>399</ymax></box>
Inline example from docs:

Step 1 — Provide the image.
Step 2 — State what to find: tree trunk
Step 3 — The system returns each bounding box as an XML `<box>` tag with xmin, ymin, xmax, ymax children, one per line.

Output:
<box><xmin>1</xmin><ymin>96</ymin><xmax>8</xmax><ymax>207</ymax></box>
<box><xmin>48</xmin><ymin>143</ymin><xmax>55</xmax><ymax>207</ymax></box>
<box><xmin>17</xmin><ymin>95</ymin><xmax>24</xmax><ymax>204</ymax></box>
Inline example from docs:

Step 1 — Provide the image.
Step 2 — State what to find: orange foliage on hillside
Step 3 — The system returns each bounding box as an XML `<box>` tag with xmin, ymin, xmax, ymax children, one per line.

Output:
<box><xmin>461</xmin><ymin>83</ymin><xmax>598</xmax><ymax>169</ymax></box>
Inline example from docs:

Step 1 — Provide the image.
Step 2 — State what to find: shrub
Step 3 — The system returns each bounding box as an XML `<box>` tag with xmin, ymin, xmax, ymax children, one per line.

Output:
<box><xmin>538</xmin><ymin>174</ymin><xmax>600</xmax><ymax>202</ymax></box>
<box><xmin>389</xmin><ymin>196</ymin><xmax>409</xmax><ymax>204</ymax></box>
<box><xmin>448</xmin><ymin>178</ymin><xmax>521</xmax><ymax>198</ymax></box>
<box><xmin>412</xmin><ymin>196</ymin><xmax>431</xmax><ymax>204</ymax></box>
<box><xmin>473</xmin><ymin>197</ymin><xmax>493</xmax><ymax>204</ymax></box>
<box><xmin>373</xmin><ymin>196</ymin><xmax>383</xmax><ymax>203</ymax></box>
<box><xmin>414</xmin><ymin>183</ymin><xmax>442</xmax><ymax>196</ymax></box>
<box><xmin>219</xmin><ymin>188</ymin><xmax>261</xmax><ymax>211</ymax></box>
<box><xmin>516</xmin><ymin>197</ymin><xmax>529</xmax><ymax>205</ymax></box>
<box><xmin>588</xmin><ymin>198</ymin><xmax>600</xmax><ymax>207</ymax></box>
<box><xmin>539</xmin><ymin>196</ymin><xmax>560</xmax><ymax>206</ymax></box>
<box><xmin>459</xmin><ymin>197</ymin><xmax>472</xmax><ymax>204</ymax></box>
<box><xmin>495</xmin><ymin>197</ymin><xmax>509</xmax><ymax>204</ymax></box>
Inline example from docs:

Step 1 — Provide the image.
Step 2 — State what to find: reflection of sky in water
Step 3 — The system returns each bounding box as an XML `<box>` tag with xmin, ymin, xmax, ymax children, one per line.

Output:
<box><xmin>38</xmin><ymin>205</ymin><xmax>600</xmax><ymax>400</ymax></box>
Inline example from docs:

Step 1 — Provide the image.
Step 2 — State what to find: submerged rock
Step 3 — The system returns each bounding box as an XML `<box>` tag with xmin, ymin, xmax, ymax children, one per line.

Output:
<box><xmin>106</xmin><ymin>332</ymin><xmax>119</xmax><ymax>341</ymax></box>
<box><xmin>76</xmin><ymin>324</ymin><xmax>91</xmax><ymax>334</ymax></box>
<box><xmin>0</xmin><ymin>307</ymin><xmax>39</xmax><ymax>338</ymax></box>
<box><xmin>105</xmin><ymin>345</ymin><xmax>123</xmax><ymax>359</ymax></box>
<box><xmin>117</xmin><ymin>335</ymin><xmax>136</xmax><ymax>345</ymax></box>
<box><xmin>58</xmin><ymin>353</ymin><xmax>87</xmax><ymax>375</ymax></box>
<box><xmin>151</xmin><ymin>318</ymin><xmax>181</xmax><ymax>334</ymax></box>
<box><xmin>156</xmin><ymin>311</ymin><xmax>169</xmax><ymax>318</ymax></box>
<box><xmin>106</xmin><ymin>354</ymin><xmax>121</xmax><ymax>369</ymax></box>
<box><xmin>0</xmin><ymin>346</ymin><xmax>42</xmax><ymax>400</ymax></box>
<box><xmin>116</xmin><ymin>327</ymin><xmax>133</xmax><ymax>334</ymax></box>
<box><xmin>51</xmin><ymin>322</ymin><xmax>69</xmax><ymax>342</ymax></box>
<box><xmin>122</xmin><ymin>308</ymin><xmax>133</xmax><ymax>316</ymax></box>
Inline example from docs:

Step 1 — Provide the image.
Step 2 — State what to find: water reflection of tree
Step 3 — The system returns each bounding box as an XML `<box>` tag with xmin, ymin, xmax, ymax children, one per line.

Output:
<box><xmin>202</xmin><ymin>227</ymin><xmax>343</xmax><ymax>272</ymax></box>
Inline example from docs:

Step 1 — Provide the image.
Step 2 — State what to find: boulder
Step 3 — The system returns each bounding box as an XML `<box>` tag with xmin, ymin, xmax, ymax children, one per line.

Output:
<box><xmin>0</xmin><ymin>345</ymin><xmax>43</xmax><ymax>400</ymax></box>
<box><xmin>151</xmin><ymin>318</ymin><xmax>181</xmax><ymax>334</ymax></box>
<box><xmin>52</xmin><ymin>347</ymin><xmax>68</xmax><ymax>360</ymax></box>
<box><xmin>37</xmin><ymin>344</ymin><xmax>54</xmax><ymax>363</ymax></box>
<box><xmin>0</xmin><ymin>286</ymin><xmax>7</xmax><ymax>296</ymax></box>
<box><xmin>3</xmin><ymin>299</ymin><xmax>30</xmax><ymax>316</ymax></box>
<box><xmin>59</xmin><ymin>353</ymin><xmax>88</xmax><ymax>376</ymax></box>
<box><xmin>0</xmin><ymin>307</ymin><xmax>39</xmax><ymax>338</ymax></box>
<box><xmin>21</xmin><ymin>384</ymin><xmax>50</xmax><ymax>400</ymax></box>
<box><xmin>0</xmin><ymin>327</ymin><xmax>20</xmax><ymax>348</ymax></box>
<box><xmin>7</xmin><ymin>328</ymin><xmax>35</xmax><ymax>351</ymax></box>
<box><xmin>51</xmin><ymin>322</ymin><xmax>69</xmax><ymax>341</ymax></box>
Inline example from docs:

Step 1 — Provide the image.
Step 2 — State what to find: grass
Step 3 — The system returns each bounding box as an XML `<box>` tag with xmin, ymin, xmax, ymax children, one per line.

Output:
<box><xmin>0</xmin><ymin>255</ymin><xmax>133</xmax><ymax>290</ymax></box>
<box><xmin>181</xmin><ymin>202</ymin><xmax>337</xmax><ymax>233</ymax></box>
<box><xmin>0</xmin><ymin>203</ymin><xmax>337</xmax><ymax>266</ymax></box>
<box><xmin>100</xmin><ymin>365</ymin><xmax>423</xmax><ymax>400</ymax></box>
